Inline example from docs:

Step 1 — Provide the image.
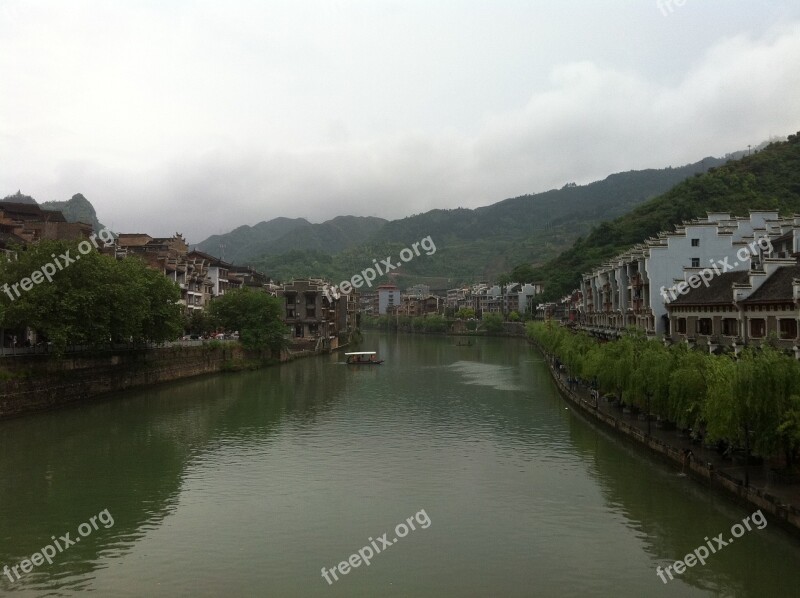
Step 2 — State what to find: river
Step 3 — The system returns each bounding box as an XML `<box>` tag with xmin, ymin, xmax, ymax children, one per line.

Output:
<box><xmin>1</xmin><ymin>333</ymin><xmax>798</xmax><ymax>597</ymax></box>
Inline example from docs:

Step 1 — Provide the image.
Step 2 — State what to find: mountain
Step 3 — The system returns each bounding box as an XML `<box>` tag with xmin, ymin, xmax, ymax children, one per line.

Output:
<box><xmin>530</xmin><ymin>132</ymin><xmax>800</xmax><ymax>300</ymax></box>
<box><xmin>41</xmin><ymin>193</ymin><xmax>107</xmax><ymax>232</ymax></box>
<box><xmin>192</xmin><ymin>215</ymin><xmax>388</xmax><ymax>264</ymax></box>
<box><xmin>193</xmin><ymin>217</ymin><xmax>311</xmax><ymax>263</ymax></box>
<box><xmin>2</xmin><ymin>192</ymin><xmax>107</xmax><ymax>232</ymax></box>
<box><xmin>241</xmin><ymin>156</ymin><xmax>730</xmax><ymax>285</ymax></box>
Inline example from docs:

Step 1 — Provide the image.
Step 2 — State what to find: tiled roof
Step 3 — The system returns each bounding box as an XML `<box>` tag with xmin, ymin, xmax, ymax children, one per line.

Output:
<box><xmin>742</xmin><ymin>264</ymin><xmax>800</xmax><ymax>304</ymax></box>
<box><xmin>668</xmin><ymin>271</ymin><xmax>750</xmax><ymax>306</ymax></box>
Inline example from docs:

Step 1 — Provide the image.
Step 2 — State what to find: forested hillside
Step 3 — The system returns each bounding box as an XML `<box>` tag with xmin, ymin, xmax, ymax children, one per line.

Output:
<box><xmin>530</xmin><ymin>132</ymin><xmax>800</xmax><ymax>300</ymax></box>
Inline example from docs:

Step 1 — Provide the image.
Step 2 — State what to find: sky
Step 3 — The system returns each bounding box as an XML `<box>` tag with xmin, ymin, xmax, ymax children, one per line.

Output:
<box><xmin>2</xmin><ymin>0</ymin><xmax>800</xmax><ymax>243</ymax></box>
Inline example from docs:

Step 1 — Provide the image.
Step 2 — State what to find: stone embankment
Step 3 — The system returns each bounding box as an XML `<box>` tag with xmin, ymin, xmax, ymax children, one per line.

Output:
<box><xmin>0</xmin><ymin>342</ymin><xmax>327</xmax><ymax>420</ymax></box>
<box><xmin>538</xmin><ymin>345</ymin><xmax>800</xmax><ymax>537</ymax></box>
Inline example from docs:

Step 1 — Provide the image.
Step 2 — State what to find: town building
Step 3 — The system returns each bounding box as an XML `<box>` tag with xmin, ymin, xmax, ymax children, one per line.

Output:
<box><xmin>377</xmin><ymin>283</ymin><xmax>401</xmax><ymax>315</ymax></box>
<box><xmin>187</xmin><ymin>250</ymin><xmax>233</xmax><ymax>298</ymax></box>
<box><xmin>0</xmin><ymin>202</ymin><xmax>94</xmax><ymax>247</ymax></box>
<box><xmin>397</xmin><ymin>294</ymin><xmax>441</xmax><ymax>317</ymax></box>
<box><xmin>581</xmin><ymin>211</ymin><xmax>777</xmax><ymax>336</ymax></box>
<box><xmin>279</xmin><ymin>279</ymin><xmax>357</xmax><ymax>351</ymax></box>
<box><xmin>114</xmin><ymin>233</ymin><xmax>215</xmax><ymax>313</ymax></box>
<box><xmin>666</xmin><ymin>258</ymin><xmax>800</xmax><ymax>355</ymax></box>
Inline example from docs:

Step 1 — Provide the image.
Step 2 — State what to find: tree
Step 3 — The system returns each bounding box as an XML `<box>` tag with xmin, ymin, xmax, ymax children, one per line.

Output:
<box><xmin>456</xmin><ymin>307</ymin><xmax>475</xmax><ymax>320</ymax></box>
<box><xmin>509</xmin><ymin>264</ymin><xmax>537</xmax><ymax>284</ymax></box>
<box><xmin>704</xmin><ymin>353</ymin><xmax>755</xmax><ymax>486</ymax></box>
<box><xmin>667</xmin><ymin>344</ymin><xmax>709</xmax><ymax>429</ymax></box>
<box><xmin>208</xmin><ymin>288</ymin><xmax>288</xmax><ymax>352</ymax></box>
<box><xmin>0</xmin><ymin>241</ymin><xmax>183</xmax><ymax>354</ymax></box>
<box><xmin>421</xmin><ymin>314</ymin><xmax>447</xmax><ymax>333</ymax></box>
<box><xmin>482</xmin><ymin>313</ymin><xmax>504</xmax><ymax>334</ymax></box>
<box><xmin>626</xmin><ymin>336</ymin><xmax>673</xmax><ymax>433</ymax></box>
<box><xmin>185</xmin><ymin>310</ymin><xmax>214</xmax><ymax>335</ymax></box>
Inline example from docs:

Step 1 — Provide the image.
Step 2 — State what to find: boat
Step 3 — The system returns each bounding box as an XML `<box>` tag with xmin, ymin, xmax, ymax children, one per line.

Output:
<box><xmin>345</xmin><ymin>351</ymin><xmax>384</xmax><ymax>365</ymax></box>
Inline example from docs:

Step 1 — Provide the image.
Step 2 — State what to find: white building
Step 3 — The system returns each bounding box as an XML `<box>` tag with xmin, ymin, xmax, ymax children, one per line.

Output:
<box><xmin>377</xmin><ymin>283</ymin><xmax>401</xmax><ymax>315</ymax></box>
<box><xmin>581</xmin><ymin>211</ymin><xmax>778</xmax><ymax>335</ymax></box>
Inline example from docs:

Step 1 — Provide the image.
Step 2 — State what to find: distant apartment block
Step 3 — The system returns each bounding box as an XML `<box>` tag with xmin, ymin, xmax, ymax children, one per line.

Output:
<box><xmin>377</xmin><ymin>283</ymin><xmax>401</xmax><ymax>315</ymax></box>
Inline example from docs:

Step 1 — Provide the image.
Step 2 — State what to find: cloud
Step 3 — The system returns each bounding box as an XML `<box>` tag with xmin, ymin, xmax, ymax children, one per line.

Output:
<box><xmin>1</xmin><ymin>3</ymin><xmax>799</xmax><ymax>242</ymax></box>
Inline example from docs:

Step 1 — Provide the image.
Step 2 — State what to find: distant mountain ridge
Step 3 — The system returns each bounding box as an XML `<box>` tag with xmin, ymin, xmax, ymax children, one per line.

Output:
<box><xmin>205</xmin><ymin>154</ymin><xmax>732</xmax><ymax>284</ymax></box>
<box><xmin>192</xmin><ymin>215</ymin><xmax>388</xmax><ymax>264</ymax></box>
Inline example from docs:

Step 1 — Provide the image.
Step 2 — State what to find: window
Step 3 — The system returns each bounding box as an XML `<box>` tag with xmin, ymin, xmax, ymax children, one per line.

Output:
<box><xmin>691</xmin><ymin>258</ymin><xmax>700</xmax><ymax>268</ymax></box>
<box><xmin>676</xmin><ymin>318</ymin><xmax>687</xmax><ymax>334</ymax></box>
<box><xmin>780</xmin><ymin>319</ymin><xmax>797</xmax><ymax>340</ymax></box>
<box><xmin>750</xmin><ymin>319</ymin><xmax>766</xmax><ymax>338</ymax></box>
<box><xmin>696</xmin><ymin>318</ymin><xmax>713</xmax><ymax>335</ymax></box>
<box><xmin>691</xmin><ymin>238</ymin><xmax>699</xmax><ymax>247</ymax></box>
<box><xmin>722</xmin><ymin>318</ymin><xmax>738</xmax><ymax>336</ymax></box>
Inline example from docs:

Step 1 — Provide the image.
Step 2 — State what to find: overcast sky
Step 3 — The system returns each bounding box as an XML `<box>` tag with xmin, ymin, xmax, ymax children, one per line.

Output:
<box><xmin>2</xmin><ymin>1</ymin><xmax>800</xmax><ymax>242</ymax></box>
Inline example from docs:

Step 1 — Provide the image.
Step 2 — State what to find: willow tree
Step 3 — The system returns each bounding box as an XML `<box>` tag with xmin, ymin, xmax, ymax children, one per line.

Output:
<box><xmin>704</xmin><ymin>350</ymin><xmax>781</xmax><ymax>487</ymax></box>
<box><xmin>778</xmin><ymin>395</ymin><xmax>800</xmax><ymax>469</ymax></box>
<box><xmin>667</xmin><ymin>344</ymin><xmax>711</xmax><ymax>429</ymax></box>
<box><xmin>581</xmin><ymin>335</ymin><xmax>635</xmax><ymax>405</ymax></box>
<box><xmin>747</xmin><ymin>346</ymin><xmax>800</xmax><ymax>461</ymax></box>
<box><xmin>627</xmin><ymin>339</ymin><xmax>674</xmax><ymax>431</ymax></box>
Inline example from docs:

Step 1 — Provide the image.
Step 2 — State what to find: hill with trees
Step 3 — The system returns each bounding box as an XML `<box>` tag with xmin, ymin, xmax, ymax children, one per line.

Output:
<box><xmin>527</xmin><ymin>131</ymin><xmax>800</xmax><ymax>300</ymax></box>
<box><xmin>209</xmin><ymin>154</ymin><xmax>734</xmax><ymax>285</ymax></box>
<box><xmin>192</xmin><ymin>215</ymin><xmax>387</xmax><ymax>265</ymax></box>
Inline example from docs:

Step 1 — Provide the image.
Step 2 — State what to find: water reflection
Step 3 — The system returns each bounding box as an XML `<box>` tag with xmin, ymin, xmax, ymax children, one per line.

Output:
<box><xmin>0</xmin><ymin>334</ymin><xmax>798</xmax><ymax>596</ymax></box>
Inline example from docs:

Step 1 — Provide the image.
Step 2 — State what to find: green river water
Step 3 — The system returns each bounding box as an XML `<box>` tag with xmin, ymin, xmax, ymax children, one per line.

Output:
<box><xmin>1</xmin><ymin>333</ymin><xmax>798</xmax><ymax>597</ymax></box>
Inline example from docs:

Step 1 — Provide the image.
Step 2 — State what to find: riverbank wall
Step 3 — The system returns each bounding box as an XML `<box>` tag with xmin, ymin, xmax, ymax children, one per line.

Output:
<box><xmin>534</xmin><ymin>343</ymin><xmax>800</xmax><ymax>537</ymax></box>
<box><xmin>0</xmin><ymin>343</ymin><xmax>321</xmax><ymax>420</ymax></box>
<box><xmin>360</xmin><ymin>321</ymin><xmax>527</xmax><ymax>337</ymax></box>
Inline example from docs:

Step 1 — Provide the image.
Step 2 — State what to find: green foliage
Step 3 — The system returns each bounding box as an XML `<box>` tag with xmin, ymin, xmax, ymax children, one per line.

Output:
<box><xmin>456</xmin><ymin>307</ymin><xmax>475</xmax><ymax>319</ymax></box>
<box><xmin>420</xmin><ymin>314</ymin><xmax>448</xmax><ymax>333</ymax></box>
<box><xmin>667</xmin><ymin>344</ymin><xmax>711</xmax><ymax>428</ymax></box>
<box><xmin>482</xmin><ymin>313</ymin><xmax>504</xmax><ymax>334</ymax></box>
<box><xmin>195</xmin><ymin>216</ymin><xmax>387</xmax><ymax>266</ymax></box>
<box><xmin>507</xmin><ymin>310</ymin><xmax>520</xmax><ymax>322</ymax></box>
<box><xmin>528</xmin><ymin>321</ymin><xmax>800</xmax><ymax>468</ymax></box>
<box><xmin>0</xmin><ymin>240</ymin><xmax>182</xmax><ymax>355</ymax></box>
<box><xmin>208</xmin><ymin>288</ymin><xmax>288</xmax><ymax>352</ymax></box>
<box><xmin>530</xmin><ymin>133</ymin><xmax>800</xmax><ymax>300</ymax></box>
<box><xmin>198</xmin><ymin>156</ymin><xmax>726</xmax><ymax>286</ymax></box>
<box><xmin>185</xmin><ymin>310</ymin><xmax>215</xmax><ymax>335</ymax></box>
